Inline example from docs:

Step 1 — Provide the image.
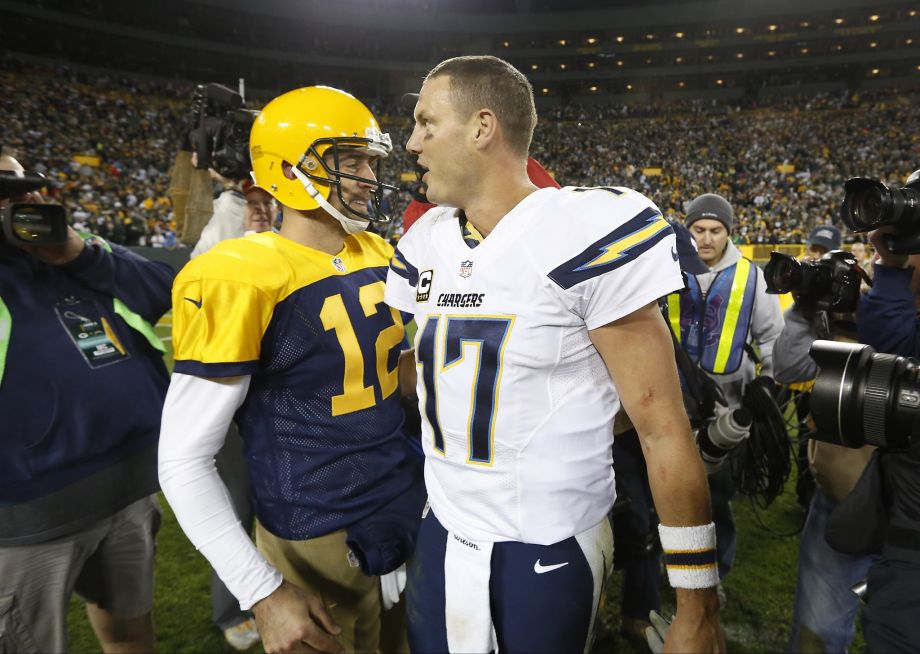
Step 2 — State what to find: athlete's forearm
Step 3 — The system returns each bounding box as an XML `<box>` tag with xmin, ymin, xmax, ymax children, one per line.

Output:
<box><xmin>158</xmin><ymin>373</ymin><xmax>282</xmax><ymax>610</ymax></box>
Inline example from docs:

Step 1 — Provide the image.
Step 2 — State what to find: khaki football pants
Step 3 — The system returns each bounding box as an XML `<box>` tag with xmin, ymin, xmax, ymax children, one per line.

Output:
<box><xmin>256</xmin><ymin>521</ymin><xmax>408</xmax><ymax>653</ymax></box>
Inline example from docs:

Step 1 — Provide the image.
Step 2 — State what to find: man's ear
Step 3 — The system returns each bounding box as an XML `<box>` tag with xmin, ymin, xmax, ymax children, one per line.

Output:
<box><xmin>281</xmin><ymin>161</ymin><xmax>296</xmax><ymax>180</ymax></box>
<box><xmin>472</xmin><ymin>109</ymin><xmax>498</xmax><ymax>150</ymax></box>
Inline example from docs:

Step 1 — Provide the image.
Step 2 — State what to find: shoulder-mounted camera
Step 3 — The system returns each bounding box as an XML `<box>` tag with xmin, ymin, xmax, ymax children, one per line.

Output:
<box><xmin>0</xmin><ymin>170</ymin><xmax>68</xmax><ymax>246</ymax></box>
<box><xmin>185</xmin><ymin>83</ymin><xmax>258</xmax><ymax>180</ymax></box>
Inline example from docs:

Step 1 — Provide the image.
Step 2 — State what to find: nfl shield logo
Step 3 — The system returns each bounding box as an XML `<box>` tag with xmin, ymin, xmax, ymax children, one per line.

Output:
<box><xmin>331</xmin><ymin>256</ymin><xmax>347</xmax><ymax>273</ymax></box>
<box><xmin>459</xmin><ymin>259</ymin><xmax>473</xmax><ymax>278</ymax></box>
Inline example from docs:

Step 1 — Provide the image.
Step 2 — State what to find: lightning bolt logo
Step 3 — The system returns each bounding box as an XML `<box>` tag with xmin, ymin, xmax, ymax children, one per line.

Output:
<box><xmin>575</xmin><ymin>213</ymin><xmax>670</xmax><ymax>271</ymax></box>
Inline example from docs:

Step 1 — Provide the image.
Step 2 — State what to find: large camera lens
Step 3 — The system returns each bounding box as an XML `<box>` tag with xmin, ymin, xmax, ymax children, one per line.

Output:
<box><xmin>764</xmin><ymin>252</ymin><xmax>802</xmax><ymax>294</ymax></box>
<box><xmin>841</xmin><ymin>177</ymin><xmax>920</xmax><ymax>232</ymax></box>
<box><xmin>809</xmin><ymin>340</ymin><xmax>920</xmax><ymax>449</ymax></box>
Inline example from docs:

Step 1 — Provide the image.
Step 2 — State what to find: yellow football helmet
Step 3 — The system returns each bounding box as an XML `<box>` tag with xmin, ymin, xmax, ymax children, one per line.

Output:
<box><xmin>249</xmin><ymin>86</ymin><xmax>396</xmax><ymax>223</ymax></box>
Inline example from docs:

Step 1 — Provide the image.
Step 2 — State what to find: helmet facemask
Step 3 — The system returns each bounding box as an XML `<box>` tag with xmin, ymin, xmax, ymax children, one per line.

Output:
<box><xmin>295</xmin><ymin>128</ymin><xmax>398</xmax><ymax>226</ymax></box>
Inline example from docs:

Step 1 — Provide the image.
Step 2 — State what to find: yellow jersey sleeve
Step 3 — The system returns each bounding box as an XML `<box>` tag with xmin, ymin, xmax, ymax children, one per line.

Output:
<box><xmin>172</xmin><ymin>239</ymin><xmax>281</xmax><ymax>377</ymax></box>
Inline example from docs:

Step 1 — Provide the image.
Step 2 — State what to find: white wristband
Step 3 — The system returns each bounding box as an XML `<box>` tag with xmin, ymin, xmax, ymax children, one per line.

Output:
<box><xmin>658</xmin><ymin>522</ymin><xmax>719</xmax><ymax>589</ymax></box>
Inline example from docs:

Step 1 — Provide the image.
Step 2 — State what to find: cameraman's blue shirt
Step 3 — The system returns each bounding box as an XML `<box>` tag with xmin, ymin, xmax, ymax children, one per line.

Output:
<box><xmin>0</xmin><ymin>241</ymin><xmax>174</xmax><ymax>545</ymax></box>
<box><xmin>858</xmin><ymin>264</ymin><xmax>920</xmax><ymax>358</ymax></box>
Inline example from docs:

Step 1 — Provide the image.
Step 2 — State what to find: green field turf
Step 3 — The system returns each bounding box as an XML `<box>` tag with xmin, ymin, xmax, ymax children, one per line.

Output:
<box><xmin>63</xmin><ymin>313</ymin><xmax>866</xmax><ymax>653</ymax></box>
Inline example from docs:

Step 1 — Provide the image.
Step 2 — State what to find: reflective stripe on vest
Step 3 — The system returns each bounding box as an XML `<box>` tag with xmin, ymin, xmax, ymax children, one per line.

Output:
<box><xmin>667</xmin><ymin>292</ymin><xmax>682</xmax><ymax>344</ymax></box>
<box><xmin>79</xmin><ymin>232</ymin><xmax>166</xmax><ymax>354</ymax></box>
<box><xmin>0</xmin><ymin>296</ymin><xmax>10</xmax><ymax>389</ymax></box>
<box><xmin>713</xmin><ymin>258</ymin><xmax>753</xmax><ymax>373</ymax></box>
<box><xmin>672</xmin><ymin>258</ymin><xmax>757</xmax><ymax>375</ymax></box>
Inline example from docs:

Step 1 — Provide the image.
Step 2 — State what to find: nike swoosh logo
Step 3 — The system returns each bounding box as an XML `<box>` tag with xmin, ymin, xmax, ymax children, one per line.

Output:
<box><xmin>671</xmin><ymin>247</ymin><xmax>679</xmax><ymax>261</ymax></box>
<box><xmin>185</xmin><ymin>297</ymin><xmax>202</xmax><ymax>309</ymax></box>
<box><xmin>534</xmin><ymin>560</ymin><xmax>569</xmax><ymax>574</ymax></box>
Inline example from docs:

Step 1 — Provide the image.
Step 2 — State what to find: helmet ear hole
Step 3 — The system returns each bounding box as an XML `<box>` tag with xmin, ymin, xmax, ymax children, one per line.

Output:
<box><xmin>281</xmin><ymin>161</ymin><xmax>297</xmax><ymax>180</ymax></box>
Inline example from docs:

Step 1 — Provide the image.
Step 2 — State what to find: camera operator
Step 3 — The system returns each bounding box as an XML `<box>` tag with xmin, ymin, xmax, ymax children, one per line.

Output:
<box><xmin>851</xmin><ymin>227</ymin><xmax>920</xmax><ymax>652</ymax></box>
<box><xmin>772</xmin><ymin>272</ymin><xmax>876</xmax><ymax>654</ymax></box>
<box><xmin>672</xmin><ymin>193</ymin><xmax>785</xmax><ymax>587</ymax></box>
<box><xmin>0</xmin><ymin>154</ymin><xmax>174</xmax><ymax>653</ymax></box>
<box><xmin>191</xmin><ymin>175</ymin><xmax>274</xmax><ymax>258</ymax></box>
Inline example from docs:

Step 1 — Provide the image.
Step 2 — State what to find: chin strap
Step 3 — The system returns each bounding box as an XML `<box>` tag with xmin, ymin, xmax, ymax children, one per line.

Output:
<box><xmin>289</xmin><ymin>166</ymin><xmax>370</xmax><ymax>235</ymax></box>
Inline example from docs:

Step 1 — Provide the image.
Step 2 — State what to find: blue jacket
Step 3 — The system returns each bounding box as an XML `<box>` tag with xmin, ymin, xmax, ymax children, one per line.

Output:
<box><xmin>0</xmin><ymin>240</ymin><xmax>174</xmax><ymax>545</ymax></box>
<box><xmin>857</xmin><ymin>264</ymin><xmax>920</xmax><ymax>358</ymax></box>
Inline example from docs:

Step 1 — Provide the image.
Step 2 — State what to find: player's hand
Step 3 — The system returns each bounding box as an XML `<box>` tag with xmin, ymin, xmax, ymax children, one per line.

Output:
<box><xmin>659</xmin><ymin>590</ymin><xmax>726</xmax><ymax>654</ymax></box>
<box><xmin>251</xmin><ymin>580</ymin><xmax>343</xmax><ymax>654</ymax></box>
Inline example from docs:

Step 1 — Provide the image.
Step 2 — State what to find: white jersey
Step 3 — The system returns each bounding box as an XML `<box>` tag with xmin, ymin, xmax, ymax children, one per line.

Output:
<box><xmin>385</xmin><ymin>186</ymin><xmax>683</xmax><ymax>545</ymax></box>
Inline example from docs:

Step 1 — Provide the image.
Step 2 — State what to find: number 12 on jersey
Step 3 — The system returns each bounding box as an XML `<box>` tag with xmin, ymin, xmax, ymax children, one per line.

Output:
<box><xmin>416</xmin><ymin>314</ymin><xmax>515</xmax><ymax>465</ymax></box>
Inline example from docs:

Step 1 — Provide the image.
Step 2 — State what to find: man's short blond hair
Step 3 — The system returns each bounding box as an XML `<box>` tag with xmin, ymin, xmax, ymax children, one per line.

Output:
<box><xmin>425</xmin><ymin>56</ymin><xmax>537</xmax><ymax>156</ymax></box>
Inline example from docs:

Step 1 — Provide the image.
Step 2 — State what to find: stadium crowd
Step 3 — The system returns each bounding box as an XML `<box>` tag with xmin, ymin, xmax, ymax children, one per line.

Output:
<box><xmin>2</xmin><ymin>55</ymin><xmax>917</xmax><ymax>247</ymax></box>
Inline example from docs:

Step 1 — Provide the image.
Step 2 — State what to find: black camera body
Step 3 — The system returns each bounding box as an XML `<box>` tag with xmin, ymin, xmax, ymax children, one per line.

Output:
<box><xmin>186</xmin><ymin>83</ymin><xmax>258</xmax><ymax>180</ymax></box>
<box><xmin>809</xmin><ymin>340</ymin><xmax>920</xmax><ymax>449</ymax></box>
<box><xmin>0</xmin><ymin>170</ymin><xmax>68</xmax><ymax>246</ymax></box>
<box><xmin>840</xmin><ymin>169</ymin><xmax>920</xmax><ymax>254</ymax></box>
<box><xmin>764</xmin><ymin>250</ymin><xmax>870</xmax><ymax>313</ymax></box>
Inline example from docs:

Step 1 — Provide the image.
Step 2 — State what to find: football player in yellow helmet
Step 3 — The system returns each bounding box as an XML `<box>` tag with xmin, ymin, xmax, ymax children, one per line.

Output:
<box><xmin>250</xmin><ymin>85</ymin><xmax>398</xmax><ymax>235</ymax></box>
<box><xmin>160</xmin><ymin>86</ymin><xmax>423</xmax><ymax>654</ymax></box>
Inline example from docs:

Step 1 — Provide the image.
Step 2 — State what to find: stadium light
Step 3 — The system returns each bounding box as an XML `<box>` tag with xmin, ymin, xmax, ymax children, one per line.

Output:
<box><xmin>558</xmin><ymin>39</ymin><xmax>567</xmax><ymax>46</ymax></box>
<box><xmin>587</xmin><ymin>37</ymin><xmax>597</xmax><ymax>44</ymax></box>
<box><xmin>678</xmin><ymin>81</ymin><xmax>686</xmax><ymax>88</ymax></box>
<box><xmin>871</xmin><ymin>68</ymin><xmax>880</xmax><ymax>75</ymax></box>
<box><xmin>588</xmin><ymin>61</ymin><xmax>596</xmax><ymax>68</ymax></box>
<box><xmin>834</xmin><ymin>18</ymin><xmax>844</xmax><ymax>24</ymax></box>
<box><xmin>531</xmin><ymin>64</ymin><xmax>538</xmax><ymax>70</ymax></box>
<box><xmin>675</xmin><ymin>32</ymin><xmax>685</xmax><ymax>38</ymax></box>
<box><xmin>503</xmin><ymin>40</ymin><xmax>510</xmax><ymax>47</ymax></box>
<box><xmin>800</xmin><ymin>21</ymin><xmax>810</xmax><ymax>27</ymax></box>
<box><xmin>870</xmin><ymin>41</ymin><xmax>878</xmax><ymax>48</ymax></box>
<box><xmin>626</xmin><ymin>84</ymin><xmax>633</xmax><ymax>90</ymax></box>
<box><xmin>911</xmin><ymin>10</ymin><xmax>917</xmax><ymax>17</ymax></box>
<box><xmin>617</xmin><ymin>60</ymin><xmax>624</xmax><ymax>67</ymax></box>
<box><xmin>736</xmin><ymin>52</ymin><xmax>744</xmax><ymax>59</ymax></box>
<box><xmin>801</xmin><ymin>48</ymin><xmax>809</xmax><ymax>54</ymax></box>
<box><xmin>869</xmin><ymin>14</ymin><xmax>880</xmax><ymax>21</ymax></box>
<box><xmin>735</xmin><ymin>27</ymin><xmax>745</xmax><ymax>34</ymax></box>
<box><xmin>645</xmin><ymin>33</ymin><xmax>655</xmax><ymax>40</ymax></box>
<box><xmin>716</xmin><ymin>79</ymin><xmax>724</xmax><ymax>85</ymax></box>
<box><xmin>589</xmin><ymin>86</ymin><xmax>598</xmax><ymax>92</ymax></box>
<box><xmin>616</xmin><ymin>35</ymin><xmax>624</xmax><ymax>43</ymax></box>
<box><xmin>560</xmin><ymin>63</ymin><xmax>567</xmax><ymax>70</ymax></box>
<box><xmin>675</xmin><ymin>56</ymin><xmax>684</xmax><ymax>63</ymax></box>
<box><xmin>768</xmin><ymin>24</ymin><xmax>778</xmax><ymax>31</ymax></box>
<box><xmin>542</xmin><ymin>87</ymin><xmax>550</xmax><ymax>94</ymax></box>
<box><xmin>908</xmin><ymin>38</ymin><xmax>915</xmax><ymax>45</ymax></box>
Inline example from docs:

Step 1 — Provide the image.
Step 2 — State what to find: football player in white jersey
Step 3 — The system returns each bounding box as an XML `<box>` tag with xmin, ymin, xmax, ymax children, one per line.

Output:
<box><xmin>384</xmin><ymin>56</ymin><xmax>726</xmax><ymax>653</ymax></box>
